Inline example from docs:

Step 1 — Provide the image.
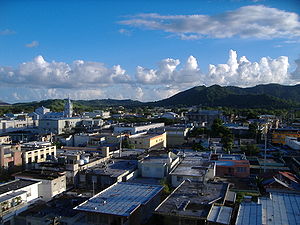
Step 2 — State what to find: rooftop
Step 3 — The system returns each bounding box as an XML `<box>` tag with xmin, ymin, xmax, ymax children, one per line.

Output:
<box><xmin>85</xmin><ymin>159</ymin><xmax>137</xmax><ymax>178</ymax></box>
<box><xmin>75</xmin><ymin>182</ymin><xmax>163</xmax><ymax>217</ymax></box>
<box><xmin>236</xmin><ymin>203</ymin><xmax>262</xmax><ymax>225</ymax></box>
<box><xmin>14</xmin><ymin>170</ymin><xmax>65</xmax><ymax>180</ymax></box>
<box><xmin>207</xmin><ymin>205</ymin><xmax>233</xmax><ymax>225</ymax></box>
<box><xmin>170</xmin><ymin>154</ymin><xmax>214</xmax><ymax>177</ymax></box>
<box><xmin>155</xmin><ymin>180</ymin><xmax>229</xmax><ymax>219</ymax></box>
<box><xmin>0</xmin><ymin>179</ymin><xmax>40</xmax><ymax>196</ymax></box>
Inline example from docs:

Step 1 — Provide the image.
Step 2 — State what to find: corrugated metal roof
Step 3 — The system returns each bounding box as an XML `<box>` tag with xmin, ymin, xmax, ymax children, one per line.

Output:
<box><xmin>236</xmin><ymin>203</ymin><xmax>262</xmax><ymax>225</ymax></box>
<box><xmin>207</xmin><ymin>205</ymin><xmax>233</xmax><ymax>224</ymax></box>
<box><xmin>74</xmin><ymin>182</ymin><xmax>163</xmax><ymax>217</ymax></box>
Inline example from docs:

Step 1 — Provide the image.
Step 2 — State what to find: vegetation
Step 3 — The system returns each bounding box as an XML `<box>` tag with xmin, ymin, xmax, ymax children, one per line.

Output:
<box><xmin>210</xmin><ymin>119</ymin><xmax>234</xmax><ymax>152</ymax></box>
<box><xmin>241</xmin><ymin>144</ymin><xmax>260</xmax><ymax>156</ymax></box>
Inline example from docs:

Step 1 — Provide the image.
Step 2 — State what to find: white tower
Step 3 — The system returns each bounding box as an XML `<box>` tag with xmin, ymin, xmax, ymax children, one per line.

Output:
<box><xmin>64</xmin><ymin>97</ymin><xmax>73</xmax><ymax>118</ymax></box>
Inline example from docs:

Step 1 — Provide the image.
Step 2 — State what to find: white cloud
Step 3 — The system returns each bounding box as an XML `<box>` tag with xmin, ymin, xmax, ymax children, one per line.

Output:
<box><xmin>119</xmin><ymin>28</ymin><xmax>131</xmax><ymax>36</ymax></box>
<box><xmin>0</xmin><ymin>50</ymin><xmax>299</xmax><ymax>102</ymax></box>
<box><xmin>25</xmin><ymin>40</ymin><xmax>39</xmax><ymax>48</ymax></box>
<box><xmin>119</xmin><ymin>5</ymin><xmax>300</xmax><ymax>40</ymax></box>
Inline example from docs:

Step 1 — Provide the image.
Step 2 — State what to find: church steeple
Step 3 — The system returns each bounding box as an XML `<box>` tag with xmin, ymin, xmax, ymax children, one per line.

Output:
<box><xmin>64</xmin><ymin>97</ymin><xmax>73</xmax><ymax>117</ymax></box>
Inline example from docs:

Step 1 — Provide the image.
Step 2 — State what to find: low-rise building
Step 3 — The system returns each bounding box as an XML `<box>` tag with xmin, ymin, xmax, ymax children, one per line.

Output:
<box><xmin>38</xmin><ymin>117</ymin><xmax>82</xmax><ymax>135</ymax></box>
<box><xmin>155</xmin><ymin>180</ymin><xmax>229</xmax><ymax>225</ymax></box>
<box><xmin>170</xmin><ymin>153</ymin><xmax>215</xmax><ymax>187</ymax></box>
<box><xmin>113</xmin><ymin>123</ymin><xmax>164</xmax><ymax>135</ymax></box>
<box><xmin>78</xmin><ymin>159</ymin><xmax>138</xmax><ymax>191</ymax></box>
<box><xmin>186</xmin><ymin>110</ymin><xmax>222</xmax><ymax>128</ymax></box>
<box><xmin>129</xmin><ymin>132</ymin><xmax>167</xmax><ymax>149</ymax></box>
<box><xmin>14</xmin><ymin>170</ymin><xmax>67</xmax><ymax>201</ymax></box>
<box><xmin>213</xmin><ymin>154</ymin><xmax>250</xmax><ymax>178</ymax></box>
<box><xmin>285</xmin><ymin>136</ymin><xmax>300</xmax><ymax>150</ymax></box>
<box><xmin>271</xmin><ymin>128</ymin><xmax>300</xmax><ymax>145</ymax></box>
<box><xmin>0</xmin><ymin>117</ymin><xmax>35</xmax><ymax>134</ymax></box>
<box><xmin>21</xmin><ymin>142</ymin><xmax>56</xmax><ymax>168</ymax></box>
<box><xmin>0</xmin><ymin>179</ymin><xmax>41</xmax><ymax>224</ymax></box>
<box><xmin>139</xmin><ymin>152</ymin><xmax>180</xmax><ymax>179</ymax></box>
<box><xmin>75</xmin><ymin>182</ymin><xmax>163</xmax><ymax>225</ymax></box>
<box><xmin>0</xmin><ymin>144</ymin><xmax>22</xmax><ymax>168</ymax></box>
<box><xmin>0</xmin><ymin>136</ymin><xmax>11</xmax><ymax>144</ymax></box>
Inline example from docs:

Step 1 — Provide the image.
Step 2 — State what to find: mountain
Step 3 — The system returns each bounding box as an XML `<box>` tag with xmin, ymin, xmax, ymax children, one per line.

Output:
<box><xmin>151</xmin><ymin>84</ymin><xmax>300</xmax><ymax>108</ymax></box>
<box><xmin>0</xmin><ymin>101</ymin><xmax>10</xmax><ymax>106</ymax></box>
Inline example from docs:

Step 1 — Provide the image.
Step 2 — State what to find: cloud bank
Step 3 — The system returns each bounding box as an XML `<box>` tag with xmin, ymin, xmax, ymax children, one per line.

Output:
<box><xmin>119</xmin><ymin>5</ymin><xmax>300</xmax><ymax>40</ymax></box>
<box><xmin>0</xmin><ymin>50</ymin><xmax>298</xmax><ymax>102</ymax></box>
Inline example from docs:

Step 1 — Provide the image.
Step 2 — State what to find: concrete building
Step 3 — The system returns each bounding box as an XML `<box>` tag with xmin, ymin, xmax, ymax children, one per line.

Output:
<box><xmin>21</xmin><ymin>142</ymin><xmax>56</xmax><ymax>168</ymax></box>
<box><xmin>271</xmin><ymin>128</ymin><xmax>300</xmax><ymax>145</ymax></box>
<box><xmin>170</xmin><ymin>153</ymin><xmax>215</xmax><ymax>187</ymax></box>
<box><xmin>78</xmin><ymin>159</ymin><xmax>138</xmax><ymax>191</ymax></box>
<box><xmin>186</xmin><ymin>110</ymin><xmax>222</xmax><ymax>128</ymax></box>
<box><xmin>15</xmin><ymin>195</ymin><xmax>87</xmax><ymax>225</ymax></box>
<box><xmin>113</xmin><ymin>123</ymin><xmax>164</xmax><ymax>135</ymax></box>
<box><xmin>83</xmin><ymin>110</ymin><xmax>110</xmax><ymax>119</ymax></box>
<box><xmin>0</xmin><ymin>136</ymin><xmax>11</xmax><ymax>144</ymax></box>
<box><xmin>14</xmin><ymin>170</ymin><xmax>67</xmax><ymax>201</ymax></box>
<box><xmin>0</xmin><ymin>179</ymin><xmax>41</xmax><ymax>224</ymax></box>
<box><xmin>64</xmin><ymin>97</ymin><xmax>73</xmax><ymax>118</ymax></box>
<box><xmin>139</xmin><ymin>152</ymin><xmax>180</xmax><ymax>179</ymax></box>
<box><xmin>75</xmin><ymin>182</ymin><xmax>163</xmax><ymax>225</ymax></box>
<box><xmin>160</xmin><ymin>126</ymin><xmax>191</xmax><ymax>147</ymax></box>
<box><xmin>129</xmin><ymin>132</ymin><xmax>167</xmax><ymax>149</ymax></box>
<box><xmin>38</xmin><ymin>117</ymin><xmax>82</xmax><ymax>134</ymax></box>
<box><xmin>0</xmin><ymin>144</ymin><xmax>22</xmax><ymax>168</ymax></box>
<box><xmin>285</xmin><ymin>136</ymin><xmax>300</xmax><ymax>150</ymax></box>
<box><xmin>155</xmin><ymin>180</ymin><xmax>229</xmax><ymax>225</ymax></box>
<box><xmin>0</xmin><ymin>117</ymin><xmax>35</xmax><ymax>134</ymax></box>
<box><xmin>212</xmin><ymin>154</ymin><xmax>250</xmax><ymax>178</ymax></box>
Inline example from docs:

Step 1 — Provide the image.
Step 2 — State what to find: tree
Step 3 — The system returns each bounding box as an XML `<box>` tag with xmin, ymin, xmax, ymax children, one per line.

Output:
<box><xmin>241</xmin><ymin>144</ymin><xmax>260</xmax><ymax>156</ymax></box>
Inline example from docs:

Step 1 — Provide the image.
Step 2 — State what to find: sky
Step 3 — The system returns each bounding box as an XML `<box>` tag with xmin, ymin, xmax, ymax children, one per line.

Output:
<box><xmin>0</xmin><ymin>0</ymin><xmax>300</xmax><ymax>103</ymax></box>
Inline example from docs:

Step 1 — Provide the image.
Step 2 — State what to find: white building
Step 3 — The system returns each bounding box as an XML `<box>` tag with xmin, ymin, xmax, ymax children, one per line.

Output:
<box><xmin>285</xmin><ymin>136</ymin><xmax>300</xmax><ymax>150</ymax></box>
<box><xmin>0</xmin><ymin>179</ymin><xmax>41</xmax><ymax>224</ymax></box>
<box><xmin>0</xmin><ymin>117</ymin><xmax>35</xmax><ymax>134</ymax></box>
<box><xmin>114</xmin><ymin>123</ymin><xmax>164</xmax><ymax>134</ymax></box>
<box><xmin>83</xmin><ymin>110</ymin><xmax>110</xmax><ymax>119</ymax></box>
<box><xmin>38</xmin><ymin>117</ymin><xmax>82</xmax><ymax>134</ymax></box>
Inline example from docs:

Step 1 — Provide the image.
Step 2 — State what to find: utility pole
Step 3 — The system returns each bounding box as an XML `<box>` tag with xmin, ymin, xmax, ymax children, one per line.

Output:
<box><xmin>263</xmin><ymin>124</ymin><xmax>268</xmax><ymax>173</ymax></box>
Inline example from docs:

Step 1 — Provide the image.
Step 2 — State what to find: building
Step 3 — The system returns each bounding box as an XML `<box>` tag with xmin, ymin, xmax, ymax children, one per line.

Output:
<box><xmin>271</xmin><ymin>128</ymin><xmax>300</xmax><ymax>145</ymax></box>
<box><xmin>113</xmin><ymin>123</ymin><xmax>164</xmax><ymax>135</ymax></box>
<box><xmin>161</xmin><ymin>112</ymin><xmax>180</xmax><ymax>120</ymax></box>
<box><xmin>170</xmin><ymin>153</ymin><xmax>215</xmax><ymax>187</ymax></box>
<box><xmin>155</xmin><ymin>180</ymin><xmax>229</xmax><ymax>225</ymax></box>
<box><xmin>0</xmin><ymin>136</ymin><xmax>11</xmax><ymax>144</ymax></box>
<box><xmin>236</xmin><ymin>191</ymin><xmax>300</xmax><ymax>225</ymax></box>
<box><xmin>285</xmin><ymin>136</ymin><xmax>300</xmax><ymax>150</ymax></box>
<box><xmin>0</xmin><ymin>117</ymin><xmax>35</xmax><ymax>134</ymax></box>
<box><xmin>78</xmin><ymin>159</ymin><xmax>138</xmax><ymax>191</ymax></box>
<box><xmin>64</xmin><ymin>97</ymin><xmax>73</xmax><ymax>118</ymax></box>
<box><xmin>21</xmin><ymin>142</ymin><xmax>56</xmax><ymax>168</ymax></box>
<box><xmin>158</xmin><ymin>125</ymin><xmax>191</xmax><ymax>147</ymax></box>
<box><xmin>129</xmin><ymin>132</ymin><xmax>167</xmax><ymax>149</ymax></box>
<box><xmin>75</xmin><ymin>182</ymin><xmax>163</xmax><ymax>225</ymax></box>
<box><xmin>38</xmin><ymin>117</ymin><xmax>82</xmax><ymax>134</ymax></box>
<box><xmin>0</xmin><ymin>179</ymin><xmax>41</xmax><ymax>224</ymax></box>
<box><xmin>83</xmin><ymin>110</ymin><xmax>110</xmax><ymax>119</ymax></box>
<box><xmin>186</xmin><ymin>110</ymin><xmax>222</xmax><ymax>128</ymax></box>
<box><xmin>15</xmin><ymin>195</ymin><xmax>88</xmax><ymax>225</ymax></box>
<box><xmin>0</xmin><ymin>144</ymin><xmax>22</xmax><ymax>168</ymax></box>
<box><xmin>139</xmin><ymin>152</ymin><xmax>180</xmax><ymax>179</ymax></box>
<box><xmin>213</xmin><ymin>154</ymin><xmax>250</xmax><ymax>178</ymax></box>
<box><xmin>14</xmin><ymin>170</ymin><xmax>67</xmax><ymax>201</ymax></box>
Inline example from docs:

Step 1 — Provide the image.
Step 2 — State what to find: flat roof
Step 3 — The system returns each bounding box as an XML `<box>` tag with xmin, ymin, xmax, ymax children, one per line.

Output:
<box><xmin>74</xmin><ymin>182</ymin><xmax>163</xmax><ymax>217</ymax></box>
<box><xmin>170</xmin><ymin>155</ymin><xmax>213</xmax><ymax>177</ymax></box>
<box><xmin>14</xmin><ymin>170</ymin><xmax>65</xmax><ymax>180</ymax></box>
<box><xmin>207</xmin><ymin>205</ymin><xmax>233</xmax><ymax>225</ymax></box>
<box><xmin>0</xmin><ymin>179</ymin><xmax>40</xmax><ymax>195</ymax></box>
<box><xmin>86</xmin><ymin>159</ymin><xmax>137</xmax><ymax>178</ymax></box>
<box><xmin>155</xmin><ymin>180</ymin><xmax>228</xmax><ymax>219</ymax></box>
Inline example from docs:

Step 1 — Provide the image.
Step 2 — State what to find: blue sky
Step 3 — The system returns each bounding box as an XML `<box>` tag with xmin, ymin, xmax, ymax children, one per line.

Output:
<box><xmin>0</xmin><ymin>0</ymin><xmax>300</xmax><ymax>103</ymax></box>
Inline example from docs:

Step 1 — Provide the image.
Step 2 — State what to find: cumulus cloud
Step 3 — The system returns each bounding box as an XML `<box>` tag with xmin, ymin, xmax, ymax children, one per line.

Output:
<box><xmin>25</xmin><ymin>40</ymin><xmax>39</xmax><ymax>48</ymax></box>
<box><xmin>119</xmin><ymin>5</ymin><xmax>300</xmax><ymax>39</ymax></box>
<box><xmin>0</xmin><ymin>55</ymin><xmax>131</xmax><ymax>89</ymax></box>
<box><xmin>0</xmin><ymin>50</ymin><xmax>299</xmax><ymax>102</ymax></box>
